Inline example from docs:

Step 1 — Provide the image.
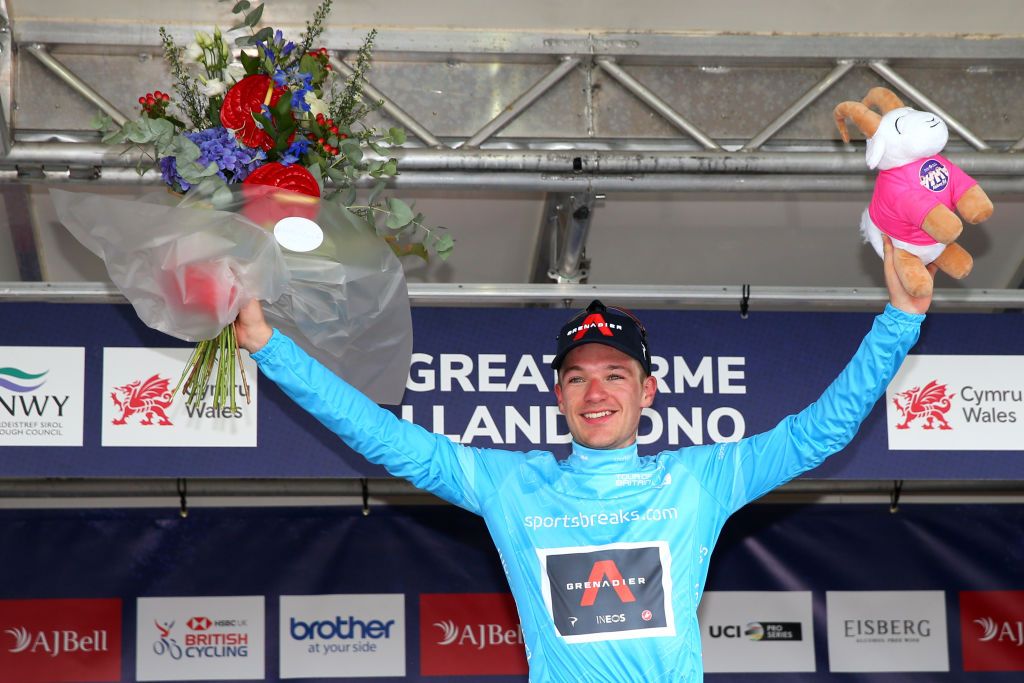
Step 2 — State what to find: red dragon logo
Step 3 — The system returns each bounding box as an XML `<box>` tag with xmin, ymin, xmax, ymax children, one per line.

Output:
<box><xmin>892</xmin><ymin>379</ymin><xmax>955</xmax><ymax>430</ymax></box>
<box><xmin>110</xmin><ymin>374</ymin><xmax>175</xmax><ymax>426</ymax></box>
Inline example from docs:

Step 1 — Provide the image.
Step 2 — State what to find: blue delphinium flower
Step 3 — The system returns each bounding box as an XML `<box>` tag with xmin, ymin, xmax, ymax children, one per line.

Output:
<box><xmin>281</xmin><ymin>138</ymin><xmax>311</xmax><ymax>166</ymax></box>
<box><xmin>183</xmin><ymin>127</ymin><xmax>267</xmax><ymax>183</ymax></box>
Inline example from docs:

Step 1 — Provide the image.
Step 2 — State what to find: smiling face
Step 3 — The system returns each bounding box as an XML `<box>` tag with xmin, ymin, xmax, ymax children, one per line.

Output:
<box><xmin>554</xmin><ymin>343</ymin><xmax>657</xmax><ymax>450</ymax></box>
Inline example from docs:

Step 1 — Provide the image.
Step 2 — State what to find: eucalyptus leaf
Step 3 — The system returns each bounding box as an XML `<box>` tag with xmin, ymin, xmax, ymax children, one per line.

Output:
<box><xmin>307</xmin><ymin>163</ymin><xmax>324</xmax><ymax>194</ymax></box>
<box><xmin>234</xmin><ymin>35</ymin><xmax>254</xmax><ymax>46</ymax></box>
<box><xmin>339</xmin><ymin>206</ymin><xmax>374</xmax><ymax>233</ymax></box>
<box><xmin>231</xmin><ymin>0</ymin><xmax>250</xmax><ymax>12</ymax></box>
<box><xmin>367</xmin><ymin>180</ymin><xmax>386</xmax><ymax>205</ymax></box>
<box><xmin>254</xmin><ymin>26</ymin><xmax>274</xmax><ymax>44</ymax></box>
<box><xmin>388</xmin><ymin>127</ymin><xmax>407</xmax><ymax>145</ymax></box>
<box><xmin>436</xmin><ymin>233</ymin><xmax>455</xmax><ymax>257</ymax></box>
<box><xmin>381</xmin><ymin>159</ymin><xmax>398</xmax><ymax>176</ymax></box>
<box><xmin>244</xmin><ymin>3</ymin><xmax>265</xmax><ymax>27</ymax></box>
<box><xmin>385</xmin><ymin>197</ymin><xmax>414</xmax><ymax>229</ymax></box>
<box><xmin>341</xmin><ymin>142</ymin><xmax>362</xmax><ymax>165</ymax></box>
<box><xmin>229</xmin><ymin>21</ymin><xmax>248</xmax><ymax>32</ymax></box>
<box><xmin>341</xmin><ymin>185</ymin><xmax>358</xmax><ymax>206</ymax></box>
<box><xmin>325</xmin><ymin>167</ymin><xmax>347</xmax><ymax>182</ymax></box>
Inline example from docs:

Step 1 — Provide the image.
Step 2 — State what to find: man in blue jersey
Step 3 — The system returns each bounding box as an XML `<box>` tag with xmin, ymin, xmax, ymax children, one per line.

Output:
<box><xmin>234</xmin><ymin>237</ymin><xmax>933</xmax><ymax>682</ymax></box>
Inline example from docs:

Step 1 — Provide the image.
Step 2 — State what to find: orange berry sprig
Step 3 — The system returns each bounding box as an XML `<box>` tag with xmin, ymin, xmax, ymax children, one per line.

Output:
<box><xmin>307</xmin><ymin>112</ymin><xmax>349</xmax><ymax>157</ymax></box>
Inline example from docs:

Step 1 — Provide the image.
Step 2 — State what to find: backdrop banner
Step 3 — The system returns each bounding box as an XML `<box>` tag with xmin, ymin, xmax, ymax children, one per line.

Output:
<box><xmin>1</xmin><ymin>302</ymin><xmax>1022</xmax><ymax>479</ymax></box>
<box><xmin>1</xmin><ymin>503</ymin><xmax>1022</xmax><ymax>681</ymax></box>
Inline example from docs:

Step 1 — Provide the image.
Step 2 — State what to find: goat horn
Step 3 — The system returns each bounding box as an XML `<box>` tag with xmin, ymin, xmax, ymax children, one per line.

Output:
<box><xmin>862</xmin><ymin>87</ymin><xmax>904</xmax><ymax>114</ymax></box>
<box><xmin>833</xmin><ymin>101</ymin><xmax>881</xmax><ymax>142</ymax></box>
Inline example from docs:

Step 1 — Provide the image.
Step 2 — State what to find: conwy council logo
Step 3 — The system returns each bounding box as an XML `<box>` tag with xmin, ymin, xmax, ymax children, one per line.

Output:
<box><xmin>0</xmin><ymin>367</ymin><xmax>47</xmax><ymax>393</ymax></box>
<box><xmin>892</xmin><ymin>380</ymin><xmax>955</xmax><ymax>430</ymax></box>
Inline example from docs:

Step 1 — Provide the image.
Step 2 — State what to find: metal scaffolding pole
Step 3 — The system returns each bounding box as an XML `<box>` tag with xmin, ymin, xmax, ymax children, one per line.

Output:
<box><xmin>9</xmin><ymin>166</ymin><xmax>1024</xmax><ymax>193</ymax></box>
<box><xmin>742</xmin><ymin>60</ymin><xmax>855</xmax><ymax>151</ymax></box>
<box><xmin>4</xmin><ymin>281</ymin><xmax>1024</xmax><ymax>310</ymax></box>
<box><xmin>595</xmin><ymin>57</ymin><xmax>721</xmax><ymax>151</ymax></box>
<box><xmin>24</xmin><ymin>45</ymin><xmax>129</xmax><ymax>127</ymax></box>
<box><xmin>463</xmin><ymin>56</ymin><xmax>581</xmax><ymax>148</ymax></box>
<box><xmin>8</xmin><ymin>144</ymin><xmax>1024</xmax><ymax>176</ymax></box>
<box><xmin>869</xmin><ymin>60</ymin><xmax>990</xmax><ymax>151</ymax></box>
<box><xmin>330</xmin><ymin>56</ymin><xmax>443</xmax><ymax>149</ymax></box>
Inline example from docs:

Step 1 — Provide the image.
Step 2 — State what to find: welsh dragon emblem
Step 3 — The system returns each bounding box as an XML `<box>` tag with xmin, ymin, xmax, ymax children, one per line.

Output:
<box><xmin>111</xmin><ymin>374</ymin><xmax>174</xmax><ymax>425</ymax></box>
<box><xmin>892</xmin><ymin>380</ymin><xmax>955</xmax><ymax>430</ymax></box>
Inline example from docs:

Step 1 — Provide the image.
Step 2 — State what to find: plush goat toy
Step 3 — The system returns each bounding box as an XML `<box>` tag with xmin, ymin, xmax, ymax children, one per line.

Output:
<box><xmin>834</xmin><ymin>87</ymin><xmax>993</xmax><ymax>297</ymax></box>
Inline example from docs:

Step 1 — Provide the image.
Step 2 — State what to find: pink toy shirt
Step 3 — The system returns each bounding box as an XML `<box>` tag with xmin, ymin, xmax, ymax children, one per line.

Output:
<box><xmin>868</xmin><ymin>154</ymin><xmax>978</xmax><ymax>245</ymax></box>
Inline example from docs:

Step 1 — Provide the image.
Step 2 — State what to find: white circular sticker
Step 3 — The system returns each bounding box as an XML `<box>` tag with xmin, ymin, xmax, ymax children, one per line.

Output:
<box><xmin>273</xmin><ymin>216</ymin><xmax>324</xmax><ymax>252</ymax></box>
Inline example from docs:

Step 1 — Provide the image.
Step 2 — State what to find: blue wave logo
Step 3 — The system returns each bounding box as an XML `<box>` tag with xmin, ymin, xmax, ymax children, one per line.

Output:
<box><xmin>0</xmin><ymin>367</ymin><xmax>47</xmax><ymax>393</ymax></box>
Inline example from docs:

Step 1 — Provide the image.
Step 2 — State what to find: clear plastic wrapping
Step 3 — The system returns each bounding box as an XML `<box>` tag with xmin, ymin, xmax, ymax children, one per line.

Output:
<box><xmin>52</xmin><ymin>186</ymin><xmax>412</xmax><ymax>405</ymax></box>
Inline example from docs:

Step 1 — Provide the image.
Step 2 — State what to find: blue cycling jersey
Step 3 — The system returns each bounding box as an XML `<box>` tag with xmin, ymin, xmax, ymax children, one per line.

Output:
<box><xmin>252</xmin><ymin>304</ymin><xmax>923</xmax><ymax>682</ymax></box>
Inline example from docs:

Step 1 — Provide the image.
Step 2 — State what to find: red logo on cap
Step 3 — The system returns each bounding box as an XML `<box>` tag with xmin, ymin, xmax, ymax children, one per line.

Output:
<box><xmin>573</xmin><ymin>313</ymin><xmax>615</xmax><ymax>340</ymax></box>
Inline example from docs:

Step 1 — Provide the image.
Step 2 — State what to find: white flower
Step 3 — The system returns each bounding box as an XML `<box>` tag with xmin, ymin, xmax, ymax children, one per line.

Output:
<box><xmin>224</xmin><ymin>62</ymin><xmax>246</xmax><ymax>84</ymax></box>
<box><xmin>184</xmin><ymin>42</ymin><xmax>203</xmax><ymax>63</ymax></box>
<box><xmin>200</xmin><ymin>78</ymin><xmax>226</xmax><ymax>97</ymax></box>
<box><xmin>305</xmin><ymin>91</ymin><xmax>329</xmax><ymax>118</ymax></box>
<box><xmin>195</xmin><ymin>31</ymin><xmax>214</xmax><ymax>48</ymax></box>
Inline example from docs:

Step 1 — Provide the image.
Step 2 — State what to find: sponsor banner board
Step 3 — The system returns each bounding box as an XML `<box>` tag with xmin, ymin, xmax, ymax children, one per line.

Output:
<box><xmin>419</xmin><ymin>593</ymin><xmax>527</xmax><ymax>676</ymax></box>
<box><xmin>0</xmin><ymin>347</ymin><xmax>84</xmax><ymax>446</ymax></box>
<box><xmin>136</xmin><ymin>596</ymin><xmax>264</xmax><ymax>681</ymax></box>
<box><xmin>826</xmin><ymin>590</ymin><xmax>949</xmax><ymax>672</ymax></box>
<box><xmin>887</xmin><ymin>355</ymin><xmax>1024</xmax><ymax>450</ymax></box>
<box><xmin>102</xmin><ymin>347</ymin><xmax>258</xmax><ymax>447</ymax></box>
<box><xmin>2</xmin><ymin>303</ymin><xmax>1024</xmax><ymax>478</ymax></box>
<box><xmin>960</xmin><ymin>591</ymin><xmax>1024</xmax><ymax>672</ymax></box>
<box><xmin>698</xmin><ymin>591</ymin><xmax>815</xmax><ymax>673</ymax></box>
<box><xmin>279</xmin><ymin>594</ymin><xmax>405</xmax><ymax>679</ymax></box>
<box><xmin>0</xmin><ymin>598</ymin><xmax>121</xmax><ymax>683</ymax></box>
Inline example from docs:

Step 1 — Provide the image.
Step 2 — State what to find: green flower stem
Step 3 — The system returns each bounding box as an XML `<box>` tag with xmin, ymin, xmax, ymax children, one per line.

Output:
<box><xmin>173</xmin><ymin>325</ymin><xmax>252</xmax><ymax>411</ymax></box>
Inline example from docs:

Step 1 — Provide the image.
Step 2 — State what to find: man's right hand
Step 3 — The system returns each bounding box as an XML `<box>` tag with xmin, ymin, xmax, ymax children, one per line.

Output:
<box><xmin>235</xmin><ymin>299</ymin><xmax>273</xmax><ymax>354</ymax></box>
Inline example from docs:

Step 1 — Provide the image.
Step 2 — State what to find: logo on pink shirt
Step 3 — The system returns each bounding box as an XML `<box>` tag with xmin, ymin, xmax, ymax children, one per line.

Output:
<box><xmin>919</xmin><ymin>159</ymin><xmax>950</xmax><ymax>192</ymax></box>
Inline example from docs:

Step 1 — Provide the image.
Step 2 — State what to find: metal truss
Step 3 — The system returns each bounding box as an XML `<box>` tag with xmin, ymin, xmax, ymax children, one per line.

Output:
<box><xmin>2</xmin><ymin>11</ymin><xmax>1023</xmax><ymax>286</ymax></box>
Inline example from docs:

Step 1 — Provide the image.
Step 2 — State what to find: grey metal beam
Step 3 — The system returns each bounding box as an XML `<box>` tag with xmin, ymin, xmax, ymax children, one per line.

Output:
<box><xmin>0</xmin><ymin>0</ymin><xmax>12</xmax><ymax>157</ymax></box>
<box><xmin>23</xmin><ymin>45</ymin><xmax>129</xmax><ymax>127</ymax></box>
<box><xmin>547</xmin><ymin>192</ymin><xmax>596</xmax><ymax>284</ymax></box>
<box><xmin>6</xmin><ymin>281</ymin><xmax>1024</xmax><ymax>310</ymax></box>
<box><xmin>463</xmin><ymin>56</ymin><xmax>581</xmax><ymax>148</ymax></box>
<box><xmin>596</xmin><ymin>57</ymin><xmax>721</xmax><ymax>150</ymax></box>
<box><xmin>0</xmin><ymin>477</ymin><xmax>1020</xmax><ymax>500</ymax></box>
<box><xmin>11</xmin><ymin>166</ymin><xmax>1024</xmax><ymax>193</ymax></box>
<box><xmin>741</xmin><ymin>60</ymin><xmax>855</xmax><ymax>151</ymax></box>
<box><xmin>12</xmin><ymin>21</ymin><xmax>1024</xmax><ymax>62</ymax></box>
<box><xmin>869</xmin><ymin>60</ymin><xmax>991</xmax><ymax>151</ymax></box>
<box><xmin>1</xmin><ymin>186</ymin><xmax>41</xmax><ymax>281</ymax></box>
<box><xmin>9</xmin><ymin>144</ymin><xmax>1024</xmax><ymax>176</ymax></box>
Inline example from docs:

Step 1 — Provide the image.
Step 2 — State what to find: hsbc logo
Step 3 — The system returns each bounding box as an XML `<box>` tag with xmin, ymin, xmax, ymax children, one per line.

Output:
<box><xmin>186</xmin><ymin>617</ymin><xmax>211</xmax><ymax>631</ymax></box>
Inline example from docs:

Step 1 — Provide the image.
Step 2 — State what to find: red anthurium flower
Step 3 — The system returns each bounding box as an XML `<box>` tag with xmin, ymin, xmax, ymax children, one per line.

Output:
<box><xmin>161</xmin><ymin>261</ymin><xmax>239</xmax><ymax>327</ymax></box>
<box><xmin>220</xmin><ymin>74</ymin><xmax>287</xmax><ymax>150</ymax></box>
<box><xmin>242</xmin><ymin>162</ymin><xmax>321</xmax><ymax>224</ymax></box>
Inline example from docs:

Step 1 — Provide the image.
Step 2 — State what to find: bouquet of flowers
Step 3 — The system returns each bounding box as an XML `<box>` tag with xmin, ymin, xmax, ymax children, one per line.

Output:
<box><xmin>56</xmin><ymin>0</ymin><xmax>450</xmax><ymax>406</ymax></box>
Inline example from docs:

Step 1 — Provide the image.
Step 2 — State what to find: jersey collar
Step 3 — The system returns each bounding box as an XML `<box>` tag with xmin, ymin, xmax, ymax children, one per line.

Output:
<box><xmin>566</xmin><ymin>441</ymin><xmax>641</xmax><ymax>474</ymax></box>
